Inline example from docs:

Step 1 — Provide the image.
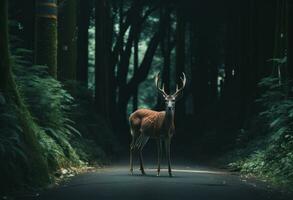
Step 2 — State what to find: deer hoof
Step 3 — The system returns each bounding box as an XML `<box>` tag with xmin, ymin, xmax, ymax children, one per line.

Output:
<box><xmin>141</xmin><ymin>170</ymin><xmax>146</xmax><ymax>176</ymax></box>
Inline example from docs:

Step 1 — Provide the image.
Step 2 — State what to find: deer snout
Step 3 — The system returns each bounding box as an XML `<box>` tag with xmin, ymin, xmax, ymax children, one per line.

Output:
<box><xmin>166</xmin><ymin>101</ymin><xmax>174</xmax><ymax>110</ymax></box>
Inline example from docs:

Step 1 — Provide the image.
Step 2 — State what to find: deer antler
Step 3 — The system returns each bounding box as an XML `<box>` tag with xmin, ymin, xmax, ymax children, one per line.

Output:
<box><xmin>155</xmin><ymin>73</ymin><xmax>168</xmax><ymax>97</ymax></box>
<box><xmin>173</xmin><ymin>72</ymin><xmax>186</xmax><ymax>98</ymax></box>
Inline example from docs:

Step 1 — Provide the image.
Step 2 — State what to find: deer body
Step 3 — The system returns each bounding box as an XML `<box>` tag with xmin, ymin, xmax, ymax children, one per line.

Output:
<box><xmin>129</xmin><ymin>73</ymin><xmax>186</xmax><ymax>177</ymax></box>
<box><xmin>129</xmin><ymin>109</ymin><xmax>174</xmax><ymax>139</ymax></box>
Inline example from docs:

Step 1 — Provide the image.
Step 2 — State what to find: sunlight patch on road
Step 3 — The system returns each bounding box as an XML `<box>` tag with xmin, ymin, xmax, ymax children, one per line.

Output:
<box><xmin>147</xmin><ymin>168</ymin><xmax>227</xmax><ymax>175</ymax></box>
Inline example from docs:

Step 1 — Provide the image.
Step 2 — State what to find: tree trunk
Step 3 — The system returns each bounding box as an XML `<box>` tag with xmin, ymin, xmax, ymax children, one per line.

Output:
<box><xmin>58</xmin><ymin>0</ymin><xmax>77</xmax><ymax>81</ymax></box>
<box><xmin>156</xmin><ymin>6</ymin><xmax>172</xmax><ymax>110</ymax></box>
<box><xmin>162</xmin><ymin>7</ymin><xmax>172</xmax><ymax>95</ymax></box>
<box><xmin>175</xmin><ymin>7</ymin><xmax>186</xmax><ymax>119</ymax></box>
<box><xmin>77</xmin><ymin>0</ymin><xmax>90</xmax><ymax>85</ymax></box>
<box><xmin>35</xmin><ymin>0</ymin><xmax>58</xmax><ymax>78</ymax></box>
<box><xmin>132</xmin><ymin>33</ymin><xmax>139</xmax><ymax>112</ymax></box>
<box><xmin>95</xmin><ymin>0</ymin><xmax>111</xmax><ymax>121</ymax></box>
<box><xmin>117</xmin><ymin>10</ymin><xmax>142</xmax><ymax>114</ymax></box>
<box><xmin>288</xmin><ymin>0</ymin><xmax>293</xmax><ymax>83</ymax></box>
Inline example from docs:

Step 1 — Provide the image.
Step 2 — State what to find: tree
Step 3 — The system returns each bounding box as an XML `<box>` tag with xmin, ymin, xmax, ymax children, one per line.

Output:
<box><xmin>161</xmin><ymin>6</ymin><xmax>172</xmax><ymax>95</ymax></box>
<box><xmin>191</xmin><ymin>21</ymin><xmax>209</xmax><ymax>118</ymax></box>
<box><xmin>95</xmin><ymin>0</ymin><xmax>111</xmax><ymax>120</ymax></box>
<box><xmin>156</xmin><ymin>5</ymin><xmax>173</xmax><ymax>110</ymax></box>
<box><xmin>116</xmin><ymin>11</ymin><xmax>168</xmax><ymax>127</ymax></box>
<box><xmin>116</xmin><ymin>6</ymin><xmax>142</xmax><ymax>114</ymax></box>
<box><xmin>35</xmin><ymin>0</ymin><xmax>58</xmax><ymax>78</ymax></box>
<box><xmin>58</xmin><ymin>0</ymin><xmax>78</xmax><ymax>81</ymax></box>
<box><xmin>175</xmin><ymin>6</ymin><xmax>186</xmax><ymax>119</ymax></box>
<box><xmin>132</xmin><ymin>31</ymin><xmax>139</xmax><ymax>112</ymax></box>
<box><xmin>77</xmin><ymin>0</ymin><xmax>91</xmax><ymax>85</ymax></box>
<box><xmin>288</xmin><ymin>0</ymin><xmax>293</xmax><ymax>84</ymax></box>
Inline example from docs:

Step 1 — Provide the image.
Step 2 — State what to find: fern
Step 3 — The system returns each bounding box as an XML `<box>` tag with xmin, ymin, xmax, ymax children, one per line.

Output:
<box><xmin>11</xmin><ymin>48</ymin><xmax>83</xmax><ymax>169</ymax></box>
<box><xmin>0</xmin><ymin>92</ymin><xmax>29</xmax><ymax>185</ymax></box>
<box><xmin>228</xmin><ymin>75</ymin><xmax>293</xmax><ymax>187</ymax></box>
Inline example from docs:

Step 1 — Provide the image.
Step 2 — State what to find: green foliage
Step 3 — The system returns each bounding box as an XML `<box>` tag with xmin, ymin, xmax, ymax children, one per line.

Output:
<box><xmin>226</xmin><ymin>75</ymin><xmax>293</xmax><ymax>188</ymax></box>
<box><xmin>69</xmin><ymin>82</ymin><xmax>120</xmax><ymax>161</ymax></box>
<box><xmin>1</xmin><ymin>39</ymin><xmax>116</xmax><ymax>193</ymax></box>
<box><xmin>11</xmin><ymin>49</ymin><xmax>83</xmax><ymax>170</ymax></box>
<box><xmin>0</xmin><ymin>93</ymin><xmax>29</xmax><ymax>188</ymax></box>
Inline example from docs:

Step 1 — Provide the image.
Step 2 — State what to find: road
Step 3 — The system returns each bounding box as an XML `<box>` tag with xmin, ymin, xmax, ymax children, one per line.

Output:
<box><xmin>37</xmin><ymin>164</ymin><xmax>288</xmax><ymax>200</ymax></box>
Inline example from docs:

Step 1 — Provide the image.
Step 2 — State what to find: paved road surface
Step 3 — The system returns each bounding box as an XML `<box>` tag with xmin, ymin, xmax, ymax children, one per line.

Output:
<box><xmin>37</xmin><ymin>164</ymin><xmax>288</xmax><ymax>200</ymax></box>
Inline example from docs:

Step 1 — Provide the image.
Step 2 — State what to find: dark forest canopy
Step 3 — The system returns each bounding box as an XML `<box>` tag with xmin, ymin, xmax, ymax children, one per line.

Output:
<box><xmin>1</xmin><ymin>0</ymin><xmax>293</xmax><ymax>196</ymax></box>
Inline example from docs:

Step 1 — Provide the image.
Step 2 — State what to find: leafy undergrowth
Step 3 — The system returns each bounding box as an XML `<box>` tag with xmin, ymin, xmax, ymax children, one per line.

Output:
<box><xmin>0</xmin><ymin>48</ymin><xmax>118</xmax><ymax>195</ymax></box>
<box><xmin>220</xmin><ymin>76</ymin><xmax>293</xmax><ymax>191</ymax></box>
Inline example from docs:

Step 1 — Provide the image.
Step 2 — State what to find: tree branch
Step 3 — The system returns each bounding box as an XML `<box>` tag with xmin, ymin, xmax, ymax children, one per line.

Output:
<box><xmin>121</xmin><ymin>13</ymin><xmax>169</xmax><ymax>103</ymax></box>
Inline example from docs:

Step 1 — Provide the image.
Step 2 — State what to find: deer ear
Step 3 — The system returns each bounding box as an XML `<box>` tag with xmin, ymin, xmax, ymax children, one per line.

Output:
<box><xmin>175</xmin><ymin>92</ymin><xmax>184</xmax><ymax>100</ymax></box>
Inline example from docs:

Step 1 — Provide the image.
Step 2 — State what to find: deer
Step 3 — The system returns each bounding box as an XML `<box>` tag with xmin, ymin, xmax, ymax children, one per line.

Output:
<box><xmin>129</xmin><ymin>72</ymin><xmax>186</xmax><ymax>177</ymax></box>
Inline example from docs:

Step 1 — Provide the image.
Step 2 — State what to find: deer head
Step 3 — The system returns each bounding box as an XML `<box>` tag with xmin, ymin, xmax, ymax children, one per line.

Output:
<box><xmin>155</xmin><ymin>72</ymin><xmax>186</xmax><ymax>111</ymax></box>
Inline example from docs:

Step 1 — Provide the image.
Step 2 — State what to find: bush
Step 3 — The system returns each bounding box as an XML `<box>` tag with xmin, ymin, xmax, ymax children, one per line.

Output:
<box><xmin>225</xmin><ymin>76</ymin><xmax>293</xmax><ymax>188</ymax></box>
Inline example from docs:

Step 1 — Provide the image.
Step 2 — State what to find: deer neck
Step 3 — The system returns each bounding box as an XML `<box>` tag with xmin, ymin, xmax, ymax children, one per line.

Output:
<box><xmin>164</xmin><ymin>108</ymin><xmax>175</xmax><ymax>132</ymax></box>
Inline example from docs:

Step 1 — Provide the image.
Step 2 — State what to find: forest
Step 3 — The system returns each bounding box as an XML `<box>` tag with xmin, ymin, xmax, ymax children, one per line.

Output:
<box><xmin>1</xmin><ymin>0</ymin><xmax>293</xmax><ymax>199</ymax></box>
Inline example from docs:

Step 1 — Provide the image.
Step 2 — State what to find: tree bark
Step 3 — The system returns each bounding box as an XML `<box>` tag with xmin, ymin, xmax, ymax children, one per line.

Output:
<box><xmin>162</xmin><ymin>7</ymin><xmax>172</xmax><ymax>95</ymax></box>
<box><xmin>132</xmin><ymin>32</ymin><xmax>139</xmax><ymax>112</ymax></box>
<box><xmin>95</xmin><ymin>0</ymin><xmax>111</xmax><ymax>121</ymax></box>
<box><xmin>77</xmin><ymin>0</ymin><xmax>90</xmax><ymax>85</ymax></box>
<box><xmin>175</xmin><ymin>7</ymin><xmax>186</xmax><ymax>118</ymax></box>
<box><xmin>287</xmin><ymin>0</ymin><xmax>293</xmax><ymax>83</ymax></box>
<box><xmin>35</xmin><ymin>0</ymin><xmax>58</xmax><ymax>78</ymax></box>
<box><xmin>58</xmin><ymin>0</ymin><xmax>77</xmax><ymax>81</ymax></box>
<box><xmin>155</xmin><ymin>6</ymin><xmax>172</xmax><ymax>110</ymax></box>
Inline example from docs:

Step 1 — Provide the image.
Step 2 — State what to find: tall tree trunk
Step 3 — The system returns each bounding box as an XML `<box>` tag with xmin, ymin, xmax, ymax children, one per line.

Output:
<box><xmin>132</xmin><ymin>33</ymin><xmax>139</xmax><ymax>112</ymax></box>
<box><xmin>77</xmin><ymin>0</ymin><xmax>90</xmax><ymax>85</ymax></box>
<box><xmin>273</xmin><ymin>0</ymin><xmax>288</xmax><ymax>80</ymax></box>
<box><xmin>95</xmin><ymin>0</ymin><xmax>111</xmax><ymax>121</ymax></box>
<box><xmin>162</xmin><ymin>7</ymin><xmax>172</xmax><ymax>95</ymax></box>
<box><xmin>0</xmin><ymin>2</ymin><xmax>14</xmax><ymax>92</ymax></box>
<box><xmin>175</xmin><ymin>7</ymin><xmax>186</xmax><ymax>119</ymax></box>
<box><xmin>35</xmin><ymin>0</ymin><xmax>58</xmax><ymax>78</ymax></box>
<box><xmin>58</xmin><ymin>0</ymin><xmax>77</xmax><ymax>81</ymax></box>
<box><xmin>22</xmin><ymin>0</ymin><xmax>36</xmax><ymax>51</ymax></box>
<box><xmin>255</xmin><ymin>0</ymin><xmax>276</xmax><ymax>80</ymax></box>
<box><xmin>156</xmin><ymin>6</ymin><xmax>172</xmax><ymax>110</ymax></box>
<box><xmin>288</xmin><ymin>0</ymin><xmax>293</xmax><ymax>84</ymax></box>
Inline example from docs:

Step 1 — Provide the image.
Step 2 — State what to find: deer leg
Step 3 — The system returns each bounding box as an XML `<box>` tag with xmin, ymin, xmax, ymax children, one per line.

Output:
<box><xmin>130</xmin><ymin>135</ymin><xmax>135</xmax><ymax>175</ymax></box>
<box><xmin>139</xmin><ymin>135</ymin><xmax>149</xmax><ymax>175</ymax></box>
<box><xmin>157</xmin><ymin>139</ymin><xmax>162</xmax><ymax>176</ymax></box>
<box><xmin>165</xmin><ymin>138</ymin><xmax>173</xmax><ymax>177</ymax></box>
<box><xmin>139</xmin><ymin>150</ymin><xmax>146</xmax><ymax>175</ymax></box>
